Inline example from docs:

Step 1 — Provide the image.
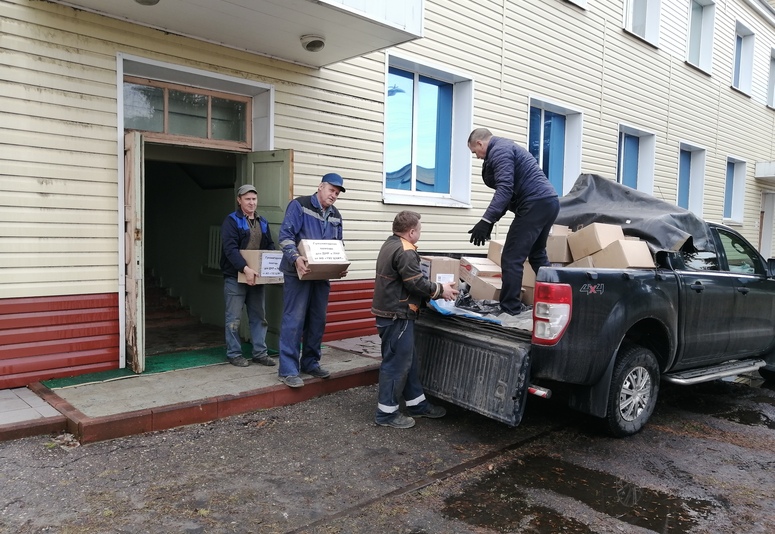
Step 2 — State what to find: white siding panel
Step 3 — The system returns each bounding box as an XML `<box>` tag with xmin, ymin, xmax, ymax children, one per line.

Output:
<box><xmin>3</xmin><ymin>0</ymin><xmax>775</xmax><ymax>298</ymax></box>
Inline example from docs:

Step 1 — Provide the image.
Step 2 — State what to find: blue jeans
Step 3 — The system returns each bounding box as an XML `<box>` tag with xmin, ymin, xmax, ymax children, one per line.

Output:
<box><xmin>500</xmin><ymin>196</ymin><xmax>560</xmax><ymax>314</ymax></box>
<box><xmin>278</xmin><ymin>274</ymin><xmax>330</xmax><ymax>377</ymax></box>
<box><xmin>223</xmin><ymin>277</ymin><xmax>268</xmax><ymax>360</ymax></box>
<box><xmin>374</xmin><ymin>317</ymin><xmax>429</xmax><ymax>423</ymax></box>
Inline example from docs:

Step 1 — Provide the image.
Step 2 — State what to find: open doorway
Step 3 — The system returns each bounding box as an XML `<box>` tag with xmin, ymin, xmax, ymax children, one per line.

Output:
<box><xmin>123</xmin><ymin>138</ymin><xmax>293</xmax><ymax>372</ymax></box>
<box><xmin>142</xmin><ymin>144</ymin><xmax>238</xmax><ymax>358</ymax></box>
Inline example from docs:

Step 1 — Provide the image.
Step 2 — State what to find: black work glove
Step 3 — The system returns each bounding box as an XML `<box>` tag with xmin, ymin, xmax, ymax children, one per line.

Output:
<box><xmin>468</xmin><ymin>219</ymin><xmax>494</xmax><ymax>246</ymax></box>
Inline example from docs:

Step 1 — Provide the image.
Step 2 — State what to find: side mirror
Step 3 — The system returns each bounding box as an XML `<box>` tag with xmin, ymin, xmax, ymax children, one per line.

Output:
<box><xmin>656</xmin><ymin>251</ymin><xmax>680</xmax><ymax>269</ymax></box>
<box><xmin>768</xmin><ymin>258</ymin><xmax>775</xmax><ymax>278</ymax></box>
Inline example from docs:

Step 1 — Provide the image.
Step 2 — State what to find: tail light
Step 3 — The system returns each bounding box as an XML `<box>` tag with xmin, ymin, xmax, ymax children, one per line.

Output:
<box><xmin>532</xmin><ymin>282</ymin><xmax>572</xmax><ymax>345</ymax></box>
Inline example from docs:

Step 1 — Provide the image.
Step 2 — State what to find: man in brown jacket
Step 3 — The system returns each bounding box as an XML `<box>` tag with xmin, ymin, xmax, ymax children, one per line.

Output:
<box><xmin>371</xmin><ymin>211</ymin><xmax>458</xmax><ymax>429</ymax></box>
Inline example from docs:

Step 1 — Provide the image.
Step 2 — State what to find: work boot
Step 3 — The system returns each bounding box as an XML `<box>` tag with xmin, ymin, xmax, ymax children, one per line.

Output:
<box><xmin>228</xmin><ymin>356</ymin><xmax>250</xmax><ymax>367</ymax></box>
<box><xmin>278</xmin><ymin>375</ymin><xmax>304</xmax><ymax>388</ymax></box>
<box><xmin>375</xmin><ymin>414</ymin><xmax>416</xmax><ymax>429</ymax></box>
<box><xmin>252</xmin><ymin>355</ymin><xmax>276</xmax><ymax>366</ymax></box>
<box><xmin>304</xmin><ymin>367</ymin><xmax>330</xmax><ymax>379</ymax></box>
<box><xmin>407</xmin><ymin>404</ymin><xmax>446</xmax><ymax>419</ymax></box>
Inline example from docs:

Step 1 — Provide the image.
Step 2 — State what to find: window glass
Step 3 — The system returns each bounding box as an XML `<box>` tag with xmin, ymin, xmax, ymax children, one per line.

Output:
<box><xmin>123</xmin><ymin>78</ymin><xmax>251</xmax><ymax>148</ymax></box>
<box><xmin>681</xmin><ymin>250</ymin><xmax>719</xmax><ymax>271</ymax></box>
<box><xmin>212</xmin><ymin>97</ymin><xmax>246</xmax><ymax>142</ymax></box>
<box><xmin>124</xmin><ymin>83</ymin><xmax>163</xmax><ymax>132</ymax></box>
<box><xmin>678</xmin><ymin>149</ymin><xmax>691</xmax><ymax>209</ymax></box>
<box><xmin>168</xmin><ymin>90</ymin><xmax>208</xmax><ymax>138</ymax></box>
<box><xmin>618</xmin><ymin>133</ymin><xmax>640</xmax><ymax>189</ymax></box>
<box><xmin>718</xmin><ymin>230</ymin><xmax>764</xmax><ymax>275</ymax></box>
<box><xmin>529</xmin><ymin>107</ymin><xmax>565</xmax><ymax>195</ymax></box>
<box><xmin>385</xmin><ymin>68</ymin><xmax>452</xmax><ymax>194</ymax></box>
<box><xmin>723</xmin><ymin>161</ymin><xmax>734</xmax><ymax>219</ymax></box>
<box><xmin>631</xmin><ymin>0</ymin><xmax>648</xmax><ymax>38</ymax></box>
<box><xmin>385</xmin><ymin>68</ymin><xmax>414</xmax><ymax>191</ymax></box>
<box><xmin>688</xmin><ymin>1</ymin><xmax>703</xmax><ymax>65</ymax></box>
<box><xmin>733</xmin><ymin>34</ymin><xmax>743</xmax><ymax>87</ymax></box>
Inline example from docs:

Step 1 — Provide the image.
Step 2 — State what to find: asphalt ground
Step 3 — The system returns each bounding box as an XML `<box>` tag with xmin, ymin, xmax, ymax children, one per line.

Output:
<box><xmin>1</xmin><ymin>375</ymin><xmax>774</xmax><ymax>534</ymax></box>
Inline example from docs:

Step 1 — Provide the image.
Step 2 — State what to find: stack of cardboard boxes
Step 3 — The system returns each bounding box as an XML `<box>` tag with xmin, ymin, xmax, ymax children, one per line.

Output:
<box><xmin>566</xmin><ymin>223</ymin><xmax>654</xmax><ymax>269</ymax></box>
<box><xmin>419</xmin><ymin>221</ymin><xmax>655</xmax><ymax>307</ymax></box>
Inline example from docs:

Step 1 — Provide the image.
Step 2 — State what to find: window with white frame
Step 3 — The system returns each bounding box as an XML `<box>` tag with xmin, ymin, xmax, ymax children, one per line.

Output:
<box><xmin>687</xmin><ymin>0</ymin><xmax>715</xmax><ymax>73</ymax></box>
<box><xmin>724</xmin><ymin>157</ymin><xmax>746</xmax><ymax>223</ymax></box>
<box><xmin>528</xmin><ymin>100</ymin><xmax>582</xmax><ymax>196</ymax></box>
<box><xmin>768</xmin><ymin>49</ymin><xmax>775</xmax><ymax>107</ymax></box>
<box><xmin>733</xmin><ymin>21</ymin><xmax>754</xmax><ymax>94</ymax></box>
<box><xmin>677</xmin><ymin>143</ymin><xmax>706</xmax><ymax>217</ymax></box>
<box><xmin>384</xmin><ymin>56</ymin><xmax>473</xmax><ymax>207</ymax></box>
<box><xmin>623</xmin><ymin>0</ymin><xmax>661</xmax><ymax>46</ymax></box>
<box><xmin>616</xmin><ymin>125</ymin><xmax>656</xmax><ymax>193</ymax></box>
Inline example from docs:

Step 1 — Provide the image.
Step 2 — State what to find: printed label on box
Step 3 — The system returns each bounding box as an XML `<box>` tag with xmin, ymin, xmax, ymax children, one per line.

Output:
<box><xmin>260</xmin><ymin>252</ymin><xmax>283</xmax><ymax>277</ymax></box>
<box><xmin>302</xmin><ymin>240</ymin><xmax>348</xmax><ymax>262</ymax></box>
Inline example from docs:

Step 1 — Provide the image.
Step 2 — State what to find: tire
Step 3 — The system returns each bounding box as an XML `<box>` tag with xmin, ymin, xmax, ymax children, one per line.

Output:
<box><xmin>605</xmin><ymin>343</ymin><xmax>660</xmax><ymax>438</ymax></box>
<box><xmin>759</xmin><ymin>365</ymin><xmax>775</xmax><ymax>382</ymax></box>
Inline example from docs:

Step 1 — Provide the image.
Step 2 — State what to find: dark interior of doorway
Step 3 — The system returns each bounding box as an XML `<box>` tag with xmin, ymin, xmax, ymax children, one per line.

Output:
<box><xmin>143</xmin><ymin>145</ymin><xmax>239</xmax><ymax>361</ymax></box>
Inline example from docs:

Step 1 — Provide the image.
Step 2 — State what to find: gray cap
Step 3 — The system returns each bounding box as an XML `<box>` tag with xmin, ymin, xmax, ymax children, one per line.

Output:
<box><xmin>237</xmin><ymin>184</ymin><xmax>258</xmax><ymax>196</ymax></box>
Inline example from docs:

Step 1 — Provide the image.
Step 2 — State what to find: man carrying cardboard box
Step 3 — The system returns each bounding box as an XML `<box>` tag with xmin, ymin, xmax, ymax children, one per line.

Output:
<box><xmin>467</xmin><ymin>128</ymin><xmax>559</xmax><ymax>316</ymax></box>
<box><xmin>277</xmin><ymin>173</ymin><xmax>348</xmax><ymax>388</ymax></box>
<box><xmin>220</xmin><ymin>184</ymin><xmax>277</xmax><ymax>367</ymax></box>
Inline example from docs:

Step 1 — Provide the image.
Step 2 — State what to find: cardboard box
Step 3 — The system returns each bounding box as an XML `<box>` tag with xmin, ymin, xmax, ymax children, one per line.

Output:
<box><xmin>591</xmin><ymin>239</ymin><xmax>655</xmax><ymax>269</ymax></box>
<box><xmin>297</xmin><ymin>239</ymin><xmax>350</xmax><ymax>280</ymax></box>
<box><xmin>420</xmin><ymin>256</ymin><xmax>460</xmax><ymax>284</ymax></box>
<box><xmin>568</xmin><ymin>256</ymin><xmax>596</xmax><ymax>268</ymax></box>
<box><xmin>468</xmin><ymin>275</ymin><xmax>502</xmax><ymax>301</ymax></box>
<box><xmin>567</xmin><ymin>223</ymin><xmax>625</xmax><ymax>260</ymax></box>
<box><xmin>522</xmin><ymin>261</ymin><xmax>536</xmax><ymax>288</ymax></box>
<box><xmin>487</xmin><ymin>239</ymin><xmax>506</xmax><ymax>266</ymax></box>
<box><xmin>550</xmin><ymin>224</ymin><xmax>571</xmax><ymax>236</ymax></box>
<box><xmin>491</xmin><ymin>229</ymin><xmax>571</xmax><ymax>265</ymax></box>
<box><xmin>546</xmin><ymin>234</ymin><xmax>572</xmax><ymax>263</ymax></box>
<box><xmin>459</xmin><ymin>257</ymin><xmax>501</xmax><ymax>285</ymax></box>
<box><xmin>238</xmin><ymin>250</ymin><xmax>284</xmax><ymax>284</ymax></box>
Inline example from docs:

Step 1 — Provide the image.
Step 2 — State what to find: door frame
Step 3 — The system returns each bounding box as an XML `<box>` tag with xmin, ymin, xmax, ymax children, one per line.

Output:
<box><xmin>116</xmin><ymin>53</ymin><xmax>275</xmax><ymax>369</ymax></box>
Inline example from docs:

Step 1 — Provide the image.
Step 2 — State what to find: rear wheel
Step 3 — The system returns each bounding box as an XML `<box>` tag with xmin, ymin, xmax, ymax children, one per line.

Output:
<box><xmin>605</xmin><ymin>344</ymin><xmax>660</xmax><ymax>437</ymax></box>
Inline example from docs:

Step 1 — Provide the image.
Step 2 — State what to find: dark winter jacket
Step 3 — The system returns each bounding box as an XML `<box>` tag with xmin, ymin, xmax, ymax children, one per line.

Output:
<box><xmin>278</xmin><ymin>194</ymin><xmax>344</xmax><ymax>276</ymax></box>
<box><xmin>220</xmin><ymin>210</ymin><xmax>275</xmax><ymax>278</ymax></box>
<box><xmin>481</xmin><ymin>136</ymin><xmax>558</xmax><ymax>223</ymax></box>
<box><xmin>371</xmin><ymin>235</ymin><xmax>443</xmax><ymax>320</ymax></box>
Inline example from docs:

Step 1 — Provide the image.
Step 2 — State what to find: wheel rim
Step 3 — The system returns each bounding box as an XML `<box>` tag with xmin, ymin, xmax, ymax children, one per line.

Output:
<box><xmin>619</xmin><ymin>366</ymin><xmax>651</xmax><ymax>422</ymax></box>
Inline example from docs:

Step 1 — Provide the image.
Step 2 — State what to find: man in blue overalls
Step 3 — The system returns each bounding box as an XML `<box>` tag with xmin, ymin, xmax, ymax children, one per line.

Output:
<box><xmin>277</xmin><ymin>173</ymin><xmax>346</xmax><ymax>388</ymax></box>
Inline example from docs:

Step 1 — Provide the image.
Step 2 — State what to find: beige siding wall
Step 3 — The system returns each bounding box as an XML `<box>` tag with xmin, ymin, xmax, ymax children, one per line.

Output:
<box><xmin>3</xmin><ymin>0</ymin><xmax>775</xmax><ymax>300</ymax></box>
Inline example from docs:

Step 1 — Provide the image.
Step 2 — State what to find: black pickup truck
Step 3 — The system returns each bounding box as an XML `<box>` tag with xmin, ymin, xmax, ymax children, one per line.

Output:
<box><xmin>416</xmin><ymin>175</ymin><xmax>775</xmax><ymax>437</ymax></box>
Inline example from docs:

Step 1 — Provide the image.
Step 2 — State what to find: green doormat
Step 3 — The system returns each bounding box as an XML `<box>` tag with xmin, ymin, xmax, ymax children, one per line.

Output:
<box><xmin>43</xmin><ymin>344</ymin><xmax>277</xmax><ymax>389</ymax></box>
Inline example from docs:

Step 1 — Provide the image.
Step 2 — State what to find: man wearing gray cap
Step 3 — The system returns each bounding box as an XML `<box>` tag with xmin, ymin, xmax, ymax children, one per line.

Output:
<box><xmin>276</xmin><ymin>173</ymin><xmax>346</xmax><ymax>387</ymax></box>
<box><xmin>220</xmin><ymin>183</ymin><xmax>277</xmax><ymax>367</ymax></box>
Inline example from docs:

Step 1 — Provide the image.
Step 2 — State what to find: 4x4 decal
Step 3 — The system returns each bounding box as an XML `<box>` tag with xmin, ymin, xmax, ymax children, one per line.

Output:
<box><xmin>580</xmin><ymin>283</ymin><xmax>604</xmax><ymax>295</ymax></box>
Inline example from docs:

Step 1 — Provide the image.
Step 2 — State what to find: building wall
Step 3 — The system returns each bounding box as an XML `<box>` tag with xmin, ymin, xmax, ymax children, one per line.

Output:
<box><xmin>3</xmin><ymin>0</ymin><xmax>775</xmax><ymax>384</ymax></box>
<box><xmin>4</xmin><ymin>0</ymin><xmax>775</xmax><ymax>296</ymax></box>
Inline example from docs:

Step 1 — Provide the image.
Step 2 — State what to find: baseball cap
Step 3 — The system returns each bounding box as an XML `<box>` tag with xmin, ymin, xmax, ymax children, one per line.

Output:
<box><xmin>321</xmin><ymin>173</ymin><xmax>346</xmax><ymax>192</ymax></box>
<box><xmin>237</xmin><ymin>184</ymin><xmax>258</xmax><ymax>196</ymax></box>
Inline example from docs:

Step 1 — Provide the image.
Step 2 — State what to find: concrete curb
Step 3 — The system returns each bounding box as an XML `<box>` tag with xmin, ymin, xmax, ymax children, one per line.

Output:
<box><xmin>1</xmin><ymin>365</ymin><xmax>379</xmax><ymax>444</ymax></box>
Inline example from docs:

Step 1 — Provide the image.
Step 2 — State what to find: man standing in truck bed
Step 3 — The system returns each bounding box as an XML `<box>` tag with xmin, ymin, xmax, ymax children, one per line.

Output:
<box><xmin>467</xmin><ymin>128</ymin><xmax>559</xmax><ymax>316</ymax></box>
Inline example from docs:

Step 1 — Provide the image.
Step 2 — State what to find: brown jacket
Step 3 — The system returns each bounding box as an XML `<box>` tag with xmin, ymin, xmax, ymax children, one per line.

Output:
<box><xmin>371</xmin><ymin>234</ymin><xmax>442</xmax><ymax>320</ymax></box>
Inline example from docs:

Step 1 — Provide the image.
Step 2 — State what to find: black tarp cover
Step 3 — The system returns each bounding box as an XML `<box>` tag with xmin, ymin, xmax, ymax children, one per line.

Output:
<box><xmin>555</xmin><ymin>174</ymin><xmax>715</xmax><ymax>254</ymax></box>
